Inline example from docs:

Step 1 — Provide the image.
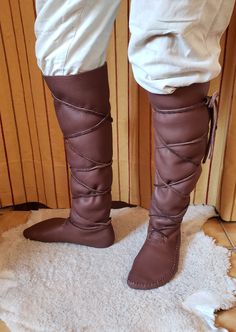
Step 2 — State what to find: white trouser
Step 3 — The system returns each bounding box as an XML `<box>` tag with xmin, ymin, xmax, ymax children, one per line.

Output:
<box><xmin>34</xmin><ymin>0</ymin><xmax>235</xmax><ymax>94</ymax></box>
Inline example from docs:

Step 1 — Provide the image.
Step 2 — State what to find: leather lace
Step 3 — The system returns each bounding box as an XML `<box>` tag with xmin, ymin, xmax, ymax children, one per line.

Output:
<box><xmin>202</xmin><ymin>91</ymin><xmax>219</xmax><ymax>163</ymax></box>
<box><xmin>149</xmin><ymin>92</ymin><xmax>219</xmax><ymax>239</ymax></box>
<box><xmin>53</xmin><ymin>94</ymin><xmax>113</xmax><ymax>231</ymax></box>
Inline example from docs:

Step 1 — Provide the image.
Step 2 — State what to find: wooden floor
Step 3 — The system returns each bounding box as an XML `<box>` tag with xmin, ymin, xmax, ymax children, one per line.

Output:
<box><xmin>0</xmin><ymin>207</ymin><xmax>235</xmax><ymax>332</ymax></box>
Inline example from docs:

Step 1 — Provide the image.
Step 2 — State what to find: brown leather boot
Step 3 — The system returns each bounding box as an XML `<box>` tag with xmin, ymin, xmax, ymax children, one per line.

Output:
<box><xmin>127</xmin><ymin>82</ymin><xmax>219</xmax><ymax>289</ymax></box>
<box><xmin>23</xmin><ymin>63</ymin><xmax>115</xmax><ymax>248</ymax></box>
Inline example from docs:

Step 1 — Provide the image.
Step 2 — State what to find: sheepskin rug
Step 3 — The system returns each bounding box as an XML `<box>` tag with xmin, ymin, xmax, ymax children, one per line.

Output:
<box><xmin>0</xmin><ymin>205</ymin><xmax>236</xmax><ymax>332</ymax></box>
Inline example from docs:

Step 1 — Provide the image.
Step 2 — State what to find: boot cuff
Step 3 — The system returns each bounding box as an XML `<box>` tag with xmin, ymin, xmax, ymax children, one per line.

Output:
<box><xmin>148</xmin><ymin>82</ymin><xmax>210</xmax><ymax>110</ymax></box>
<box><xmin>43</xmin><ymin>62</ymin><xmax>110</xmax><ymax>113</ymax></box>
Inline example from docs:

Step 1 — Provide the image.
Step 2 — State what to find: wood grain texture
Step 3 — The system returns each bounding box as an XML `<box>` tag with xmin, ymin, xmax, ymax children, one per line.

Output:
<box><xmin>0</xmin><ymin>0</ymin><xmax>236</xmax><ymax>221</ymax></box>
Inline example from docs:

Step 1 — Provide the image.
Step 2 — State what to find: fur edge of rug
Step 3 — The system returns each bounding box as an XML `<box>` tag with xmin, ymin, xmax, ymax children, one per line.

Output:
<box><xmin>0</xmin><ymin>204</ymin><xmax>236</xmax><ymax>332</ymax></box>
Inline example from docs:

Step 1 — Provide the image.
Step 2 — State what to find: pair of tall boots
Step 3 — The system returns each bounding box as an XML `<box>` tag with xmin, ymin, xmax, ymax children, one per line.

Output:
<box><xmin>23</xmin><ymin>63</ymin><xmax>218</xmax><ymax>290</ymax></box>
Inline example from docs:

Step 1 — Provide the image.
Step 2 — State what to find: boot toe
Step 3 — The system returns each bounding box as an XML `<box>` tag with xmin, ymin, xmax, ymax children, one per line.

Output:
<box><xmin>23</xmin><ymin>226</ymin><xmax>34</xmax><ymax>240</ymax></box>
<box><xmin>23</xmin><ymin>217</ymin><xmax>115</xmax><ymax>247</ymax></box>
<box><xmin>127</xmin><ymin>259</ymin><xmax>162</xmax><ymax>290</ymax></box>
<box><xmin>23</xmin><ymin>218</ymin><xmax>66</xmax><ymax>242</ymax></box>
<box><xmin>127</xmin><ymin>236</ymin><xmax>180</xmax><ymax>290</ymax></box>
<box><xmin>127</xmin><ymin>266</ymin><xmax>172</xmax><ymax>290</ymax></box>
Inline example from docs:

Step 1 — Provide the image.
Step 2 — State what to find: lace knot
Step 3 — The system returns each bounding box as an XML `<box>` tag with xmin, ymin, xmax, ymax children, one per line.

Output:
<box><xmin>202</xmin><ymin>91</ymin><xmax>219</xmax><ymax>163</ymax></box>
<box><xmin>148</xmin><ymin>227</ymin><xmax>168</xmax><ymax>241</ymax></box>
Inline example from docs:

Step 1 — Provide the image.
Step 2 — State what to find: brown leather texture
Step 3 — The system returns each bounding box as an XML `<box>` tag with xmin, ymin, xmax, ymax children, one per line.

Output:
<box><xmin>127</xmin><ymin>82</ymin><xmax>218</xmax><ymax>289</ymax></box>
<box><xmin>23</xmin><ymin>63</ymin><xmax>115</xmax><ymax>248</ymax></box>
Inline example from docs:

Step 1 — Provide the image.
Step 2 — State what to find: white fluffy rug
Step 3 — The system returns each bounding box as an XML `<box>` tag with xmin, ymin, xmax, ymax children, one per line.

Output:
<box><xmin>0</xmin><ymin>205</ymin><xmax>236</xmax><ymax>332</ymax></box>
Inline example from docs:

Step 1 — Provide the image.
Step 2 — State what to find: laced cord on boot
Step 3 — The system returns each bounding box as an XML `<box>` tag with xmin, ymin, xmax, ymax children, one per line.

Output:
<box><xmin>50</xmin><ymin>93</ymin><xmax>113</xmax><ymax>231</ymax></box>
<box><xmin>148</xmin><ymin>92</ymin><xmax>219</xmax><ymax>239</ymax></box>
<box><xmin>67</xmin><ymin>216</ymin><xmax>112</xmax><ymax>231</ymax></box>
<box><xmin>148</xmin><ymin>218</ymin><xmax>183</xmax><ymax>240</ymax></box>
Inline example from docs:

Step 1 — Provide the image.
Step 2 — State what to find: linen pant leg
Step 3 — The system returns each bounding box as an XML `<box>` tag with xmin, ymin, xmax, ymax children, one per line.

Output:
<box><xmin>128</xmin><ymin>0</ymin><xmax>236</xmax><ymax>94</ymax></box>
<box><xmin>34</xmin><ymin>0</ymin><xmax>121</xmax><ymax>75</ymax></box>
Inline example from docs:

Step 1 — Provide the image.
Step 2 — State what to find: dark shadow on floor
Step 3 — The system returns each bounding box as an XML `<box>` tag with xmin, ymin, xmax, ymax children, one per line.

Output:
<box><xmin>2</xmin><ymin>201</ymin><xmax>137</xmax><ymax>211</ymax></box>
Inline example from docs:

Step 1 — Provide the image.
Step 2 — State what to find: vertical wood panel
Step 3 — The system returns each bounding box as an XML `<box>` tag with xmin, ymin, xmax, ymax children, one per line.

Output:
<box><xmin>219</xmin><ymin>39</ymin><xmax>236</xmax><ymax>220</ymax></box>
<box><xmin>0</xmin><ymin>0</ymin><xmax>236</xmax><ymax>222</ymax></box>
<box><xmin>128</xmin><ymin>63</ymin><xmax>140</xmax><ymax>205</ymax></box>
<box><xmin>216</xmin><ymin>3</ymin><xmax>236</xmax><ymax>221</ymax></box>
<box><xmin>204</xmin><ymin>34</ymin><xmax>227</xmax><ymax>206</ymax></box>
<box><xmin>115</xmin><ymin>0</ymin><xmax>129</xmax><ymax>203</ymax></box>
<box><xmin>0</xmin><ymin>112</ymin><xmax>12</xmax><ymax>205</ymax></box>
<box><xmin>221</xmin><ymin>74</ymin><xmax>236</xmax><ymax>220</ymax></box>
<box><xmin>18</xmin><ymin>0</ymin><xmax>60</xmax><ymax>208</ymax></box>
<box><xmin>107</xmin><ymin>28</ymin><xmax>120</xmax><ymax>200</ymax></box>
<box><xmin>139</xmin><ymin>87</ymin><xmax>152</xmax><ymax>208</ymax></box>
<box><xmin>0</xmin><ymin>6</ymin><xmax>26</xmax><ymax>205</ymax></box>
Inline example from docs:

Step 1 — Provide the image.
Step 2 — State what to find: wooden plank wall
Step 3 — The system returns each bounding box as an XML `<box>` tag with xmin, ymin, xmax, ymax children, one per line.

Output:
<box><xmin>0</xmin><ymin>0</ymin><xmax>235</xmax><ymax>221</ymax></box>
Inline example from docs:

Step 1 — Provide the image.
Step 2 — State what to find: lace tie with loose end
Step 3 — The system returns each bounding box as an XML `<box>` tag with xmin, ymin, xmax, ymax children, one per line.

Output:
<box><xmin>202</xmin><ymin>91</ymin><xmax>219</xmax><ymax>163</ymax></box>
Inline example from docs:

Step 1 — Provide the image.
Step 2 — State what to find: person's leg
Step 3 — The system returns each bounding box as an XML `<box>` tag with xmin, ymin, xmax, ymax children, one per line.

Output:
<box><xmin>127</xmin><ymin>0</ymin><xmax>235</xmax><ymax>289</ymax></box>
<box><xmin>128</xmin><ymin>0</ymin><xmax>235</xmax><ymax>94</ymax></box>
<box><xmin>23</xmin><ymin>0</ymin><xmax>121</xmax><ymax>248</ymax></box>
<box><xmin>34</xmin><ymin>0</ymin><xmax>121</xmax><ymax>75</ymax></box>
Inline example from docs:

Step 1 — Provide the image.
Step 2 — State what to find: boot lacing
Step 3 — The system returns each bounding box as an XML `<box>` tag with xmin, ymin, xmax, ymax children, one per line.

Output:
<box><xmin>149</xmin><ymin>92</ymin><xmax>219</xmax><ymax>239</ymax></box>
<box><xmin>51</xmin><ymin>93</ymin><xmax>113</xmax><ymax>231</ymax></box>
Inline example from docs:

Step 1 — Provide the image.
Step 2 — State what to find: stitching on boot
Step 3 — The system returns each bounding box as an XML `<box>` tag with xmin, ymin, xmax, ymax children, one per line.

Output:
<box><xmin>153</xmin><ymin>100</ymin><xmax>207</xmax><ymax>114</ymax></box>
<box><xmin>128</xmin><ymin>235</ymin><xmax>181</xmax><ymax>288</ymax></box>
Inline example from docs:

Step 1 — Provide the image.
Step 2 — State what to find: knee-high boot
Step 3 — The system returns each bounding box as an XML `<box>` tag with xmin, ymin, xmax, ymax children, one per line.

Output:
<box><xmin>127</xmin><ymin>82</ymin><xmax>218</xmax><ymax>289</ymax></box>
<box><xmin>23</xmin><ymin>63</ymin><xmax>115</xmax><ymax>248</ymax></box>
